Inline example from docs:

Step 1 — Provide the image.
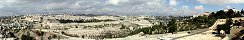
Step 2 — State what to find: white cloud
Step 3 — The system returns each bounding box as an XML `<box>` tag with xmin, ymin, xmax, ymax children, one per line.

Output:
<box><xmin>106</xmin><ymin>0</ymin><xmax>120</xmax><ymax>5</ymax></box>
<box><xmin>0</xmin><ymin>0</ymin><xmax>198</xmax><ymax>16</ymax></box>
<box><xmin>0</xmin><ymin>4</ymin><xmax>4</xmax><ymax>8</ymax></box>
<box><xmin>178</xmin><ymin>5</ymin><xmax>197</xmax><ymax>16</ymax></box>
<box><xmin>169</xmin><ymin>0</ymin><xmax>177</xmax><ymax>6</ymax></box>
<box><xmin>225</xmin><ymin>5</ymin><xmax>232</xmax><ymax>9</ymax></box>
<box><xmin>182</xmin><ymin>5</ymin><xmax>189</xmax><ymax>9</ymax></box>
<box><xmin>1</xmin><ymin>0</ymin><xmax>16</xmax><ymax>3</ymax></box>
<box><xmin>194</xmin><ymin>5</ymin><xmax>204</xmax><ymax>10</ymax></box>
<box><xmin>197</xmin><ymin>0</ymin><xmax>244</xmax><ymax>5</ymax></box>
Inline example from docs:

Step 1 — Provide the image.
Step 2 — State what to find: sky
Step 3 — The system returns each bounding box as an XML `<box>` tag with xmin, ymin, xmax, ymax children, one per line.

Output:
<box><xmin>0</xmin><ymin>0</ymin><xmax>243</xmax><ymax>16</ymax></box>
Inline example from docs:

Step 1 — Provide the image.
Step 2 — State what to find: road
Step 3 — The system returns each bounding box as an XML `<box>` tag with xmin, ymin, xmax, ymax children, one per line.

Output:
<box><xmin>173</xmin><ymin>28</ymin><xmax>208</xmax><ymax>39</ymax></box>
<box><xmin>174</xmin><ymin>19</ymin><xmax>226</xmax><ymax>40</ymax></box>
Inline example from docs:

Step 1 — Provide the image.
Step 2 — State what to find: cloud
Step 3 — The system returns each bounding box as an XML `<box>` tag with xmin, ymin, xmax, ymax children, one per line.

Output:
<box><xmin>225</xmin><ymin>5</ymin><xmax>232</xmax><ymax>9</ymax></box>
<box><xmin>106</xmin><ymin>0</ymin><xmax>120</xmax><ymax>5</ymax></box>
<box><xmin>177</xmin><ymin>5</ymin><xmax>197</xmax><ymax>16</ymax></box>
<box><xmin>197</xmin><ymin>0</ymin><xmax>244</xmax><ymax>5</ymax></box>
<box><xmin>194</xmin><ymin>5</ymin><xmax>204</xmax><ymax>10</ymax></box>
<box><xmin>0</xmin><ymin>0</ymin><xmax>197</xmax><ymax>16</ymax></box>
<box><xmin>0</xmin><ymin>4</ymin><xmax>3</xmax><ymax>8</ymax></box>
<box><xmin>169</xmin><ymin>0</ymin><xmax>177</xmax><ymax>6</ymax></box>
<box><xmin>106</xmin><ymin>0</ymin><xmax>161</xmax><ymax>6</ymax></box>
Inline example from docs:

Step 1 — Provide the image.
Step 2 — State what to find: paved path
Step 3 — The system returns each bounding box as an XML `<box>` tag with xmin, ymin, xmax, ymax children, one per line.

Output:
<box><xmin>173</xmin><ymin>28</ymin><xmax>208</xmax><ymax>39</ymax></box>
<box><xmin>174</xmin><ymin>19</ymin><xmax>226</xmax><ymax>40</ymax></box>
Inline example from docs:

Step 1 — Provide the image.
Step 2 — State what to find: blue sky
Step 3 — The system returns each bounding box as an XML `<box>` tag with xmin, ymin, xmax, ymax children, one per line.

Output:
<box><xmin>173</xmin><ymin>0</ymin><xmax>244</xmax><ymax>12</ymax></box>
<box><xmin>0</xmin><ymin>0</ymin><xmax>243</xmax><ymax>16</ymax></box>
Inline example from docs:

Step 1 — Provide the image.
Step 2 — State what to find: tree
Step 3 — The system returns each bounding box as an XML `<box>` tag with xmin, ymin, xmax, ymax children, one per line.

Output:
<box><xmin>241</xmin><ymin>9</ymin><xmax>244</xmax><ymax>15</ymax></box>
<box><xmin>216</xmin><ymin>18</ymin><xmax>232</xmax><ymax>34</ymax></box>
<box><xmin>215</xmin><ymin>10</ymin><xmax>226</xmax><ymax>19</ymax></box>
<box><xmin>217</xmin><ymin>25</ymin><xmax>224</xmax><ymax>34</ymax></box>
<box><xmin>224</xmin><ymin>18</ymin><xmax>232</xmax><ymax>34</ymax></box>
<box><xmin>226</xmin><ymin>18</ymin><xmax>233</xmax><ymax>25</ymax></box>
<box><xmin>142</xmin><ymin>27</ymin><xmax>152</xmax><ymax>34</ymax></box>
<box><xmin>209</xmin><ymin>12</ymin><xmax>215</xmax><ymax>19</ymax></box>
<box><xmin>21</xmin><ymin>35</ymin><xmax>34</xmax><ymax>40</ymax></box>
<box><xmin>234</xmin><ymin>20</ymin><xmax>238</xmax><ymax>26</ymax></box>
<box><xmin>226</xmin><ymin>9</ymin><xmax>235</xmax><ymax>18</ymax></box>
<box><xmin>168</xmin><ymin>19</ymin><xmax>177</xmax><ymax>34</ymax></box>
<box><xmin>235</xmin><ymin>11</ymin><xmax>242</xmax><ymax>17</ymax></box>
<box><xmin>151</xmin><ymin>25</ymin><xmax>159</xmax><ymax>33</ymax></box>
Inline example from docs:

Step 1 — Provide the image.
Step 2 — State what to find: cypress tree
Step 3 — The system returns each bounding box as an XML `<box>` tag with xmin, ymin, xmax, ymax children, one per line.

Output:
<box><xmin>168</xmin><ymin>19</ymin><xmax>177</xmax><ymax>34</ymax></box>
